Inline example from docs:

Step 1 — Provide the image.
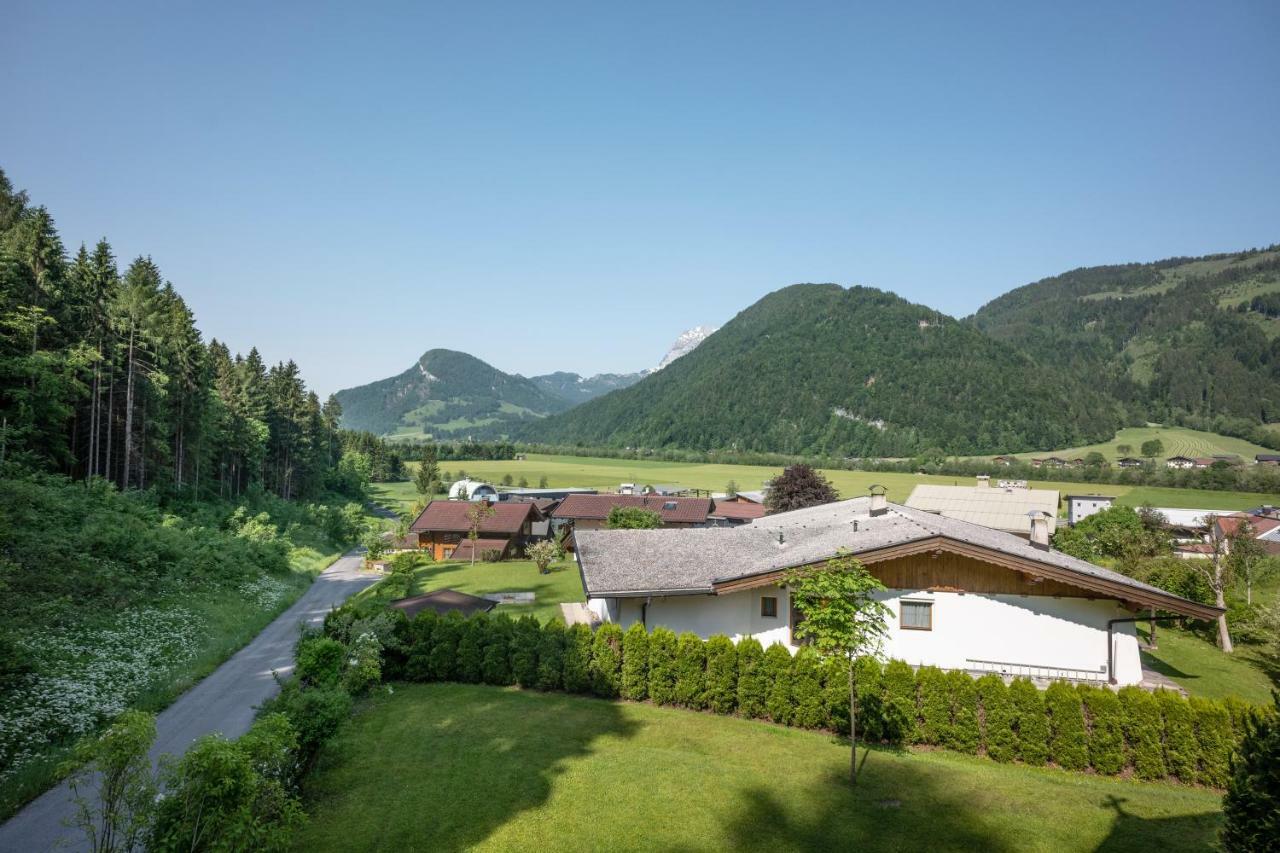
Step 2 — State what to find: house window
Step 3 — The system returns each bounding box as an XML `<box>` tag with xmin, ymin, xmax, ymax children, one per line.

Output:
<box><xmin>662</xmin><ymin>501</ymin><xmax>678</xmax><ymax>510</ymax></box>
<box><xmin>900</xmin><ymin>601</ymin><xmax>932</xmax><ymax>631</ymax></box>
<box><xmin>761</xmin><ymin>596</ymin><xmax>778</xmax><ymax>618</ymax></box>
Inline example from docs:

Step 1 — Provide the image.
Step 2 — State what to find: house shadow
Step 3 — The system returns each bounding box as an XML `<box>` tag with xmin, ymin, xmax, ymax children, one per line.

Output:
<box><xmin>1138</xmin><ymin>649</ymin><xmax>1198</xmax><ymax>682</ymax></box>
<box><xmin>1093</xmin><ymin>795</ymin><xmax>1221</xmax><ymax>852</ymax></box>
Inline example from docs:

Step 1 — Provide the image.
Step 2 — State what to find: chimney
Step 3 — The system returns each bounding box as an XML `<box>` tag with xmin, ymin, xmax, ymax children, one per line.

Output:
<box><xmin>1027</xmin><ymin>510</ymin><xmax>1050</xmax><ymax>550</ymax></box>
<box><xmin>976</xmin><ymin>475</ymin><xmax>990</xmax><ymax>488</ymax></box>
<box><xmin>869</xmin><ymin>484</ymin><xmax>888</xmax><ymax>517</ymax></box>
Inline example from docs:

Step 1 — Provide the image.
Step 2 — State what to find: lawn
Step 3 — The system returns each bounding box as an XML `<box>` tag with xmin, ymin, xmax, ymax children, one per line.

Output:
<box><xmin>294</xmin><ymin>683</ymin><xmax>1224</xmax><ymax>853</ymax></box>
<box><xmin>352</xmin><ymin>558</ymin><xmax>584</xmax><ymax>623</ymax></box>
<box><xmin>1137</xmin><ymin>626</ymin><xmax>1275</xmax><ymax>706</ymax></box>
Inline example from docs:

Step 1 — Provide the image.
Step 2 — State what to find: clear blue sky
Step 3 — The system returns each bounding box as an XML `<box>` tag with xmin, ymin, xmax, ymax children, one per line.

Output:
<box><xmin>4</xmin><ymin>1</ymin><xmax>1278</xmax><ymax>396</ymax></box>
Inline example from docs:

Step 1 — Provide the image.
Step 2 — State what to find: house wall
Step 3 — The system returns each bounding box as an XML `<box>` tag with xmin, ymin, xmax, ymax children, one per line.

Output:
<box><xmin>592</xmin><ymin>587</ymin><xmax>1143</xmax><ymax>685</ymax></box>
<box><xmin>1068</xmin><ymin>498</ymin><xmax>1114</xmax><ymax>525</ymax></box>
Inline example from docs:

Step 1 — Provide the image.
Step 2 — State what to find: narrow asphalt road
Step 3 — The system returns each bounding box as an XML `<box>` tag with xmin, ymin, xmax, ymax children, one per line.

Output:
<box><xmin>0</xmin><ymin>550</ymin><xmax>381</xmax><ymax>853</ymax></box>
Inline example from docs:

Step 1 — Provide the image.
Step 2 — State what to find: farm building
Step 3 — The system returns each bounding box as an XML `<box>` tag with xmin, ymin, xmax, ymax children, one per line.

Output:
<box><xmin>1065</xmin><ymin>494</ymin><xmax>1114</xmax><ymax>525</ymax></box>
<box><xmin>904</xmin><ymin>477</ymin><xmax>1059</xmax><ymax>538</ymax></box>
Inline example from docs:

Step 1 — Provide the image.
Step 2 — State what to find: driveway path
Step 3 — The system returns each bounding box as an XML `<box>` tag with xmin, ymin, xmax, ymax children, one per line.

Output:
<box><xmin>0</xmin><ymin>551</ymin><xmax>380</xmax><ymax>853</ymax></box>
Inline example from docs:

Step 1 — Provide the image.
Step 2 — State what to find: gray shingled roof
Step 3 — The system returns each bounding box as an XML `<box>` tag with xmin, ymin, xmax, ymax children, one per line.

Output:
<box><xmin>574</xmin><ymin>498</ymin><xmax>1211</xmax><ymax>615</ymax></box>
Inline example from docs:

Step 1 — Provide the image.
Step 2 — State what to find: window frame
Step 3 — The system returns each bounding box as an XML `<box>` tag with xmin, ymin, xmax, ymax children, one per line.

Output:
<box><xmin>899</xmin><ymin>600</ymin><xmax>933</xmax><ymax>631</ymax></box>
<box><xmin>760</xmin><ymin>595</ymin><xmax>778</xmax><ymax>618</ymax></box>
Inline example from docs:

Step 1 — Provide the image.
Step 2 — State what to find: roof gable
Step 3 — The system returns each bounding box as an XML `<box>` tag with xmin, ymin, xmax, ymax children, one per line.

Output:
<box><xmin>410</xmin><ymin>500</ymin><xmax>538</xmax><ymax>534</ymax></box>
<box><xmin>553</xmin><ymin>494</ymin><xmax>712</xmax><ymax>524</ymax></box>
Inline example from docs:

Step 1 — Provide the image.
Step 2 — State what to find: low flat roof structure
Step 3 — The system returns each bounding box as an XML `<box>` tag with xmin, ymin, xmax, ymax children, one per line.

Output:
<box><xmin>388</xmin><ymin>589</ymin><xmax>497</xmax><ymax>619</ymax></box>
<box><xmin>905</xmin><ymin>483</ymin><xmax>1059</xmax><ymax>536</ymax></box>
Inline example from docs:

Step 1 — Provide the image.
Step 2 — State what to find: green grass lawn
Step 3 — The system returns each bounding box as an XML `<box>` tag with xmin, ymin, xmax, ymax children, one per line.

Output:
<box><xmin>352</xmin><ymin>558</ymin><xmax>584</xmax><ymax>623</ymax></box>
<box><xmin>1138</xmin><ymin>626</ymin><xmax>1277</xmax><ymax>706</ymax></box>
<box><xmin>294</xmin><ymin>683</ymin><xmax>1224</xmax><ymax>853</ymax></box>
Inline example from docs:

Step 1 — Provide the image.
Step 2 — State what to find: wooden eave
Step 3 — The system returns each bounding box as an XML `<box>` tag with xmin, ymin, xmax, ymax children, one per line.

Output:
<box><xmin>711</xmin><ymin>534</ymin><xmax>1223</xmax><ymax>621</ymax></box>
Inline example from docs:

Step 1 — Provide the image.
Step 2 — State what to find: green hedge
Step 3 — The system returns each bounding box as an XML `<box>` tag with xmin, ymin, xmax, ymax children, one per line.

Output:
<box><xmin>388</xmin><ymin>613</ymin><xmax>1251</xmax><ymax>787</ymax></box>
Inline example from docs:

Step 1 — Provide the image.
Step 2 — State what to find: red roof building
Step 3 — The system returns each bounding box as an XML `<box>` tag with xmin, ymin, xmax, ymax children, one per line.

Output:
<box><xmin>409</xmin><ymin>500</ymin><xmax>543</xmax><ymax>561</ymax></box>
<box><xmin>708</xmin><ymin>500</ymin><xmax>767</xmax><ymax>524</ymax></box>
<box><xmin>552</xmin><ymin>494</ymin><xmax>713</xmax><ymax>527</ymax></box>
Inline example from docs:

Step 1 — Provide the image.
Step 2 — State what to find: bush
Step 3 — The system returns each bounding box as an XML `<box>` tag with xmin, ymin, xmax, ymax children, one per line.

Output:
<box><xmin>647</xmin><ymin>627</ymin><xmax>678</xmax><ymax>706</ymax></box>
<box><xmin>454</xmin><ymin>617</ymin><xmax>487</xmax><ymax>684</ymax></box>
<box><xmin>428</xmin><ymin>612</ymin><xmax>464</xmax><ymax>682</ymax></box>
<box><xmin>562</xmin><ymin>623</ymin><xmax>594</xmax><ymax>694</ymax></box>
<box><xmin>1119</xmin><ymin>686</ymin><xmax>1166</xmax><ymax>781</ymax></box>
<box><xmin>1157</xmin><ymin>689</ymin><xmax>1199</xmax><ymax>782</ymax></box>
<box><xmin>1191</xmin><ymin>696</ymin><xmax>1232</xmax><ymax>787</ymax></box>
<box><xmin>790</xmin><ymin>647</ymin><xmax>825</xmax><ymax>730</ymax></box>
<box><xmin>590</xmin><ymin>623</ymin><xmax>624</xmax><ymax>698</ymax></box>
<box><xmin>404</xmin><ymin>612</ymin><xmax>438</xmax><ymax>681</ymax></box>
<box><xmin>852</xmin><ymin>656</ymin><xmax>884</xmax><ymax>742</ymax></box>
<box><xmin>294</xmin><ymin>636</ymin><xmax>346</xmax><ymax>689</ymax></box>
<box><xmin>881</xmin><ymin>659</ymin><xmax>918</xmax><ymax>744</ymax></box>
<box><xmin>1079</xmin><ymin>685</ymin><xmax>1125</xmax><ymax>775</ymax></box>
<box><xmin>735</xmin><ymin>638</ymin><xmax>767</xmax><ymax>719</ymax></box>
<box><xmin>916</xmin><ymin>666</ymin><xmax>949</xmax><ymax>745</ymax></box>
<box><xmin>342</xmin><ymin>631</ymin><xmax>383</xmax><ymax>695</ymax></box>
<box><xmin>674</xmin><ymin>632</ymin><xmax>707</xmax><ymax>709</ymax></box>
<box><xmin>1010</xmin><ymin>678</ymin><xmax>1048</xmax><ymax>766</ymax></box>
<box><xmin>976</xmin><ymin>675</ymin><xmax>1015</xmax><ymax>762</ymax></box>
<box><xmin>267</xmin><ymin>684</ymin><xmax>352</xmax><ymax>771</ymax></box>
<box><xmin>1220</xmin><ymin>693</ymin><xmax>1280</xmax><ymax>852</ymax></box>
<box><xmin>536</xmin><ymin>620</ymin><xmax>566</xmax><ymax>691</ymax></box>
<box><xmin>620</xmin><ymin>623</ymin><xmax>650</xmax><ymax>701</ymax></box>
<box><xmin>703</xmin><ymin>635</ymin><xmax>738</xmax><ymax>715</ymax></box>
<box><xmin>481</xmin><ymin>614</ymin><xmax>514</xmax><ymax>685</ymax></box>
<box><xmin>510</xmin><ymin>615</ymin><xmax>541</xmax><ymax>688</ymax></box>
<box><xmin>822</xmin><ymin>657</ymin><xmax>850</xmax><ymax>736</ymax></box>
<box><xmin>763</xmin><ymin>643</ymin><xmax>794</xmax><ymax>724</ymax></box>
<box><xmin>1045</xmin><ymin>682</ymin><xmax>1087</xmax><ymax>770</ymax></box>
<box><xmin>944</xmin><ymin>669</ymin><xmax>980</xmax><ymax>754</ymax></box>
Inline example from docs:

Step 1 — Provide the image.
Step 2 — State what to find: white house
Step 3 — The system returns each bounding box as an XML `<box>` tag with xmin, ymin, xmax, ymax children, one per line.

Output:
<box><xmin>575</xmin><ymin>495</ymin><xmax>1219</xmax><ymax>687</ymax></box>
<box><xmin>1065</xmin><ymin>494</ymin><xmax>1114</xmax><ymax>525</ymax></box>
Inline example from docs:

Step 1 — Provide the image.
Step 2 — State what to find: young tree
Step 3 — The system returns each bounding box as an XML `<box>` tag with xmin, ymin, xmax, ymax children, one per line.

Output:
<box><xmin>1227</xmin><ymin>521</ymin><xmax>1270</xmax><ymax>605</ymax></box>
<box><xmin>782</xmin><ymin>551</ymin><xmax>891</xmax><ymax>784</ymax></box>
<box><xmin>465</xmin><ymin>500</ymin><xmax>496</xmax><ymax>565</ymax></box>
<box><xmin>764</xmin><ymin>464</ymin><xmax>838</xmax><ymax>514</ymax></box>
<box><xmin>66</xmin><ymin>709</ymin><xmax>158</xmax><ymax>853</ymax></box>
<box><xmin>413</xmin><ymin>456</ymin><xmax>439</xmax><ymax>497</ymax></box>
<box><xmin>1116</xmin><ymin>443</ymin><xmax>1133</xmax><ymax>457</ymax></box>
<box><xmin>538</xmin><ymin>475</ymin><xmax>549</xmax><ymax>489</ymax></box>
<box><xmin>527</xmin><ymin>539</ymin><xmax>559</xmax><ymax>574</ymax></box>
<box><xmin>725</xmin><ymin>479</ymin><xmax>739</xmax><ymax>497</ymax></box>
<box><xmin>1199</xmin><ymin>516</ymin><xmax>1235</xmax><ymax>652</ymax></box>
<box><xmin>1140</xmin><ymin>438</ymin><xmax>1165</xmax><ymax>460</ymax></box>
<box><xmin>606</xmin><ymin>506</ymin><xmax>662</xmax><ymax>529</ymax></box>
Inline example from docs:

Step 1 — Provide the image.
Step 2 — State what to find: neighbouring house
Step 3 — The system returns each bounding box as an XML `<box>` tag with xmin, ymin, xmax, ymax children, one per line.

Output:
<box><xmin>713</xmin><ymin>490</ymin><xmax>767</xmax><ymax>505</ymax></box>
<box><xmin>383</xmin><ymin>530</ymin><xmax>422</xmax><ymax>553</ymax></box>
<box><xmin>1213</xmin><ymin>512</ymin><xmax>1280</xmax><ymax>557</ymax></box>
<box><xmin>1165</xmin><ymin>456</ymin><xmax>1197</xmax><ymax>469</ymax></box>
<box><xmin>497</xmin><ymin>487</ymin><xmax>597</xmax><ymax>501</ymax></box>
<box><xmin>551</xmin><ymin>494</ymin><xmax>714</xmax><ymax>547</ymax></box>
<box><xmin>1030</xmin><ymin>456</ymin><xmax>1068</xmax><ymax>469</ymax></box>
<box><xmin>707</xmin><ymin>499</ymin><xmax>767</xmax><ymax>526</ymax></box>
<box><xmin>389</xmin><ymin>589</ymin><xmax>497</xmax><ymax>619</ymax></box>
<box><xmin>1256</xmin><ymin>454</ymin><xmax>1280</xmax><ymax>466</ymax></box>
<box><xmin>1065</xmin><ymin>494</ymin><xmax>1115</xmax><ymax>525</ymax></box>
<box><xmin>1147</xmin><ymin>507</ymin><xmax>1230</xmax><ymax>542</ymax></box>
<box><xmin>448</xmin><ymin>478</ymin><xmax>499</xmax><ymax>501</ymax></box>
<box><xmin>991</xmin><ymin>455</ymin><xmax>1017</xmax><ymax>466</ymax></box>
<box><xmin>904</xmin><ymin>477</ymin><xmax>1060</xmax><ymax>538</ymax></box>
<box><xmin>575</xmin><ymin>495</ymin><xmax>1220</xmax><ymax>687</ymax></box>
<box><xmin>408</xmin><ymin>499</ymin><xmax>545</xmax><ymax>560</ymax></box>
<box><xmin>1116</xmin><ymin>457</ymin><xmax>1144</xmax><ymax>468</ymax></box>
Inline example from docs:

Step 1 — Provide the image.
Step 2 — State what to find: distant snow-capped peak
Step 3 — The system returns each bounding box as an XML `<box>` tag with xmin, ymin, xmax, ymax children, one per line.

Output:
<box><xmin>655</xmin><ymin>325</ymin><xmax>716</xmax><ymax>371</ymax></box>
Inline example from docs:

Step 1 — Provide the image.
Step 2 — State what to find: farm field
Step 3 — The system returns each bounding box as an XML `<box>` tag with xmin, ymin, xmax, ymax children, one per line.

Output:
<box><xmin>370</xmin><ymin>453</ymin><xmax>1278</xmax><ymax>518</ymax></box>
<box><xmin>295</xmin><ymin>683</ymin><xmax>1224</xmax><ymax>853</ymax></box>
<box><xmin>964</xmin><ymin>425</ymin><xmax>1275</xmax><ymax>465</ymax></box>
<box><xmin>352</xmin><ymin>559</ymin><xmax>584</xmax><ymax>623</ymax></box>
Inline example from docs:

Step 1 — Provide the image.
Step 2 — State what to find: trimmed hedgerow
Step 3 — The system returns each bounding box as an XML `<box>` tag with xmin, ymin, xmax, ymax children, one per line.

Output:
<box><xmin>916</xmin><ymin>666</ymin><xmax>949</xmax><ymax>745</ymax></box>
<box><xmin>763</xmin><ymin>643</ymin><xmax>794</xmax><ymax>725</ymax></box>
<box><xmin>1157</xmin><ymin>689</ymin><xmax>1199</xmax><ymax>783</ymax></box>
<box><xmin>620</xmin><ymin>623</ymin><xmax>650</xmax><ymax>701</ymax></box>
<box><xmin>851</xmin><ymin>657</ymin><xmax>883</xmax><ymax>742</ymax></box>
<box><xmin>881</xmin><ymin>659</ymin><xmax>918</xmax><ymax>744</ymax></box>
<box><xmin>647</xmin><ymin>627</ymin><xmax>678</xmax><ymax>706</ymax></box>
<box><xmin>1010</xmin><ymin>678</ymin><xmax>1048</xmax><ymax>766</ymax></box>
<box><xmin>1079</xmin><ymin>685</ymin><xmax>1125</xmax><ymax>776</ymax></box>
<box><xmin>821</xmin><ymin>657</ymin><xmax>850</xmax><ymax>736</ymax></box>
<box><xmin>590</xmin><ymin>623</ymin><xmax>624</xmax><ymax>698</ymax></box>
<box><xmin>428</xmin><ymin>612</ymin><xmax>464</xmax><ymax>682</ymax></box>
<box><xmin>1191</xmin><ymin>696</ymin><xmax>1231</xmax><ymax>788</ymax></box>
<box><xmin>944</xmin><ymin>669</ymin><xmax>980</xmax><ymax>754</ymax></box>
<box><xmin>510</xmin><ymin>615</ymin><xmax>541</xmax><ymax>688</ymax></box>
<box><xmin>481</xmin><ymin>613</ymin><xmax>513</xmax><ymax>685</ymax></box>
<box><xmin>404</xmin><ymin>611</ymin><xmax>438</xmax><ymax>682</ymax></box>
<box><xmin>535</xmin><ymin>620</ymin><xmax>566</xmax><ymax>691</ymax></box>
<box><xmin>1119</xmin><ymin>686</ymin><xmax>1166</xmax><ymax>781</ymax></box>
<box><xmin>674</xmin><ymin>632</ymin><xmax>707</xmax><ymax>709</ymax></box>
<box><xmin>1045</xmin><ymin>682</ymin><xmax>1087</xmax><ymax>771</ymax></box>
<box><xmin>790</xmin><ymin>647</ymin><xmax>825</xmax><ymax>730</ymax></box>
<box><xmin>703</xmin><ymin>635</ymin><xmax>738</xmax><ymax>715</ymax></box>
<box><xmin>561</xmin><ymin>623</ymin><xmax>593</xmax><ymax>694</ymax></box>
<box><xmin>735</xmin><ymin>638</ymin><xmax>767</xmax><ymax>719</ymax></box>
<box><xmin>976</xmin><ymin>675</ymin><xmax>1015</xmax><ymax>762</ymax></box>
<box><xmin>455</xmin><ymin>617</ymin><xmax>486</xmax><ymax>684</ymax></box>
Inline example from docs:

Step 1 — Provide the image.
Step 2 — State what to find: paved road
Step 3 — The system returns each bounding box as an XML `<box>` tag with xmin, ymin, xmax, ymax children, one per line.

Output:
<box><xmin>0</xmin><ymin>551</ymin><xmax>380</xmax><ymax>853</ymax></box>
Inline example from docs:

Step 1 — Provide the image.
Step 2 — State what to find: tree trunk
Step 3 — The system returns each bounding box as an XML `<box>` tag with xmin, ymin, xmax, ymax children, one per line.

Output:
<box><xmin>121</xmin><ymin>326</ymin><xmax>135</xmax><ymax>489</ymax></box>
<box><xmin>1148</xmin><ymin>608</ymin><xmax>1157</xmax><ymax>649</ymax></box>
<box><xmin>104</xmin><ymin>359</ymin><xmax>115</xmax><ymax>484</ymax></box>
<box><xmin>1215</xmin><ymin>586</ymin><xmax>1233</xmax><ymax>653</ymax></box>
<box><xmin>849</xmin><ymin>661</ymin><xmax>858</xmax><ymax>785</ymax></box>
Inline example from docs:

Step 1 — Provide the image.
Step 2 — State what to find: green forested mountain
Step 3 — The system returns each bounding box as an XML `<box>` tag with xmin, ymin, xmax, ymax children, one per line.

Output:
<box><xmin>970</xmin><ymin>247</ymin><xmax>1280</xmax><ymax>439</ymax></box>
<box><xmin>334</xmin><ymin>349</ymin><xmax>571</xmax><ymax>438</ymax></box>
<box><xmin>524</xmin><ymin>284</ymin><xmax>1122</xmax><ymax>456</ymax></box>
<box><xmin>530</xmin><ymin>370</ymin><xmax>646</xmax><ymax>405</ymax></box>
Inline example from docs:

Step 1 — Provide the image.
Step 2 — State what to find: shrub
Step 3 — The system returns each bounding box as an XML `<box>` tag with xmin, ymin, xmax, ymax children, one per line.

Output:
<box><xmin>510</xmin><ymin>615</ymin><xmax>542</xmax><ymax>688</ymax></box>
<box><xmin>1044</xmin><ymin>682</ymin><xmax>1087</xmax><ymax>770</ymax></box>
<box><xmin>881</xmin><ymin>659</ymin><xmax>918</xmax><ymax>744</ymax></box>
<box><xmin>481</xmin><ymin>613</ymin><xmax>514</xmax><ymax>685</ymax></box>
<box><xmin>944</xmin><ymin>669</ymin><xmax>980</xmax><ymax>754</ymax></box>
<box><xmin>342</xmin><ymin>631</ymin><xmax>383</xmax><ymax>695</ymax></box>
<box><xmin>915</xmin><ymin>666</ymin><xmax>949</xmax><ymax>745</ymax></box>
<box><xmin>1157</xmin><ymin>689</ymin><xmax>1199</xmax><ymax>783</ymax></box>
<box><xmin>1010</xmin><ymin>678</ymin><xmax>1048</xmax><ymax>766</ymax></box>
<box><xmin>562</xmin><ymin>623</ymin><xmax>594</xmax><ymax>694</ymax></box>
<box><xmin>1191</xmin><ymin>696</ymin><xmax>1232</xmax><ymax>788</ymax></box>
<box><xmin>674</xmin><ymin>632</ymin><xmax>707</xmax><ymax>709</ymax></box>
<box><xmin>381</xmin><ymin>610</ymin><xmax>413</xmax><ymax>680</ymax></box>
<box><xmin>590</xmin><ymin>623</ymin><xmax>624</xmax><ymax>698</ymax></box>
<box><xmin>404</xmin><ymin>612</ymin><xmax>438</xmax><ymax>681</ymax></box>
<box><xmin>789</xmin><ymin>647</ymin><xmax>825</xmax><ymax>730</ymax></box>
<box><xmin>822</xmin><ymin>657</ymin><xmax>850</xmax><ymax>736</ymax></box>
<box><xmin>455</xmin><ymin>617</ymin><xmax>487</xmax><ymax>684</ymax></box>
<box><xmin>294</xmin><ymin>636</ymin><xmax>346</xmax><ymax>689</ymax></box>
<box><xmin>763</xmin><ymin>643</ymin><xmax>794</xmax><ymax>724</ymax></box>
<box><xmin>976</xmin><ymin>675</ymin><xmax>1015</xmax><ymax>762</ymax></box>
<box><xmin>647</xmin><ymin>627</ymin><xmax>678</xmax><ymax>706</ymax></box>
<box><xmin>536</xmin><ymin>620</ymin><xmax>566</xmax><ymax>691</ymax></box>
<box><xmin>735</xmin><ymin>638</ymin><xmax>767</xmax><ymax>719</ymax></box>
<box><xmin>1079</xmin><ymin>685</ymin><xmax>1125</xmax><ymax>775</ymax></box>
<box><xmin>1119</xmin><ymin>686</ymin><xmax>1166</xmax><ymax>781</ymax></box>
<box><xmin>620</xmin><ymin>623</ymin><xmax>650</xmax><ymax>701</ymax></box>
<box><xmin>1220</xmin><ymin>693</ymin><xmax>1280</xmax><ymax>852</ymax></box>
<box><xmin>267</xmin><ymin>684</ymin><xmax>352</xmax><ymax>772</ymax></box>
<box><xmin>428</xmin><ymin>612</ymin><xmax>464</xmax><ymax>682</ymax></box>
<box><xmin>852</xmin><ymin>656</ymin><xmax>884</xmax><ymax>742</ymax></box>
<box><xmin>703</xmin><ymin>635</ymin><xmax>738</xmax><ymax>715</ymax></box>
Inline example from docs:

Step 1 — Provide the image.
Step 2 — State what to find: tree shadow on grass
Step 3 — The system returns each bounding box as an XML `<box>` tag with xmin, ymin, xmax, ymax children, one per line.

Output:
<box><xmin>1093</xmin><ymin>795</ymin><xmax>1221</xmax><ymax>852</ymax></box>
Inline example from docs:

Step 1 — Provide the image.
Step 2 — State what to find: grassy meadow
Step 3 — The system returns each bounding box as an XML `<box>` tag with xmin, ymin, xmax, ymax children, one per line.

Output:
<box><xmin>964</xmin><ymin>425</ymin><xmax>1275</xmax><ymax>465</ymax></box>
<box><xmin>295</xmin><ymin>683</ymin><xmax>1224</xmax><ymax>853</ymax></box>
<box><xmin>352</xmin><ymin>558</ymin><xmax>584</xmax><ymax>623</ymax></box>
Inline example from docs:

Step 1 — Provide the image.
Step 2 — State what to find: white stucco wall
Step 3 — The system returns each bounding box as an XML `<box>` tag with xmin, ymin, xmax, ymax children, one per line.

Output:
<box><xmin>590</xmin><ymin>587</ymin><xmax>1143</xmax><ymax>686</ymax></box>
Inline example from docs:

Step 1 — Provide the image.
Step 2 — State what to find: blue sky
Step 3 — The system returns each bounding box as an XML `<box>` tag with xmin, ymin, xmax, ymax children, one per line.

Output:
<box><xmin>4</xmin><ymin>2</ymin><xmax>1278</xmax><ymax>396</ymax></box>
